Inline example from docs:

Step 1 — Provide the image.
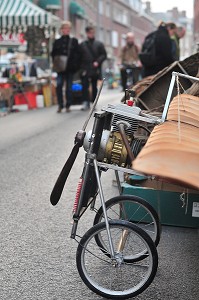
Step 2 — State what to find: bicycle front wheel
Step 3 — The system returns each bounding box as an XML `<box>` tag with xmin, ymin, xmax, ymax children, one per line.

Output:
<box><xmin>76</xmin><ymin>220</ymin><xmax>158</xmax><ymax>300</ymax></box>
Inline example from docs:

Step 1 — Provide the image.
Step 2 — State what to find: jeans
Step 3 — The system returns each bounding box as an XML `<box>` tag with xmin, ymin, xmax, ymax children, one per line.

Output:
<box><xmin>81</xmin><ymin>75</ymin><xmax>98</xmax><ymax>107</ymax></box>
<box><xmin>120</xmin><ymin>67</ymin><xmax>140</xmax><ymax>91</ymax></box>
<box><xmin>56</xmin><ymin>72</ymin><xmax>73</xmax><ymax>109</ymax></box>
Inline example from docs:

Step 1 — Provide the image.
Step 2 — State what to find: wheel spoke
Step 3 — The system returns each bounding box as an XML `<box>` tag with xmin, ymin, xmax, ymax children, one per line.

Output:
<box><xmin>94</xmin><ymin>195</ymin><xmax>161</xmax><ymax>251</ymax></box>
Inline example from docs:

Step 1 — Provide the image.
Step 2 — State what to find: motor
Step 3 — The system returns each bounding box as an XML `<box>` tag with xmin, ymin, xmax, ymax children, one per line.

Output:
<box><xmin>83</xmin><ymin>101</ymin><xmax>160</xmax><ymax>168</ymax></box>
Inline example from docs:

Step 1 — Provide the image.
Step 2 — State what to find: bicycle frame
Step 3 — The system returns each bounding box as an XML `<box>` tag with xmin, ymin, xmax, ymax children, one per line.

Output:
<box><xmin>71</xmin><ymin>111</ymin><xmax>108</xmax><ymax>236</ymax></box>
<box><xmin>70</xmin><ymin>109</ymin><xmax>117</xmax><ymax>257</ymax></box>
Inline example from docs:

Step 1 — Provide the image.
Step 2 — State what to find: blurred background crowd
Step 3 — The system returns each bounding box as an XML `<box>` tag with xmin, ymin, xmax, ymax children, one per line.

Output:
<box><xmin>0</xmin><ymin>0</ymin><xmax>198</xmax><ymax>113</ymax></box>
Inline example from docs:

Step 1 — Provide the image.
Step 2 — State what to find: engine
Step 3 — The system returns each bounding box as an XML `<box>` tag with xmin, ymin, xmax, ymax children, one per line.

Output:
<box><xmin>83</xmin><ymin>102</ymin><xmax>160</xmax><ymax>168</ymax></box>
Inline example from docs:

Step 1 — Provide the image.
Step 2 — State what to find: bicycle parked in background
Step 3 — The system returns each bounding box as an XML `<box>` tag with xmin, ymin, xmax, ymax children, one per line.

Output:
<box><xmin>120</xmin><ymin>64</ymin><xmax>141</xmax><ymax>91</ymax></box>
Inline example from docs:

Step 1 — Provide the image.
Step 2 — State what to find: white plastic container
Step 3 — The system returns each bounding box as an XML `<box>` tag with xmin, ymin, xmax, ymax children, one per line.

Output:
<box><xmin>12</xmin><ymin>104</ymin><xmax>28</xmax><ymax>111</ymax></box>
<box><xmin>36</xmin><ymin>95</ymin><xmax>44</xmax><ymax>108</ymax></box>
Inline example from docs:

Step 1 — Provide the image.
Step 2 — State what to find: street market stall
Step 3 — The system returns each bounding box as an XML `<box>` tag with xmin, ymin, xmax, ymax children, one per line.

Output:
<box><xmin>0</xmin><ymin>0</ymin><xmax>60</xmax><ymax>30</ymax></box>
<box><xmin>0</xmin><ymin>52</ymin><xmax>57</xmax><ymax>112</ymax></box>
<box><xmin>0</xmin><ymin>0</ymin><xmax>61</xmax><ymax>113</ymax></box>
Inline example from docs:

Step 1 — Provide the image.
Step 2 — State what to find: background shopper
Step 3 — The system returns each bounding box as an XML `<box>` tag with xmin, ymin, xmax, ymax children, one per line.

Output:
<box><xmin>119</xmin><ymin>32</ymin><xmax>140</xmax><ymax>91</ymax></box>
<box><xmin>142</xmin><ymin>22</ymin><xmax>175</xmax><ymax>77</ymax></box>
<box><xmin>79</xmin><ymin>26</ymin><xmax>107</xmax><ymax>110</ymax></box>
<box><xmin>51</xmin><ymin>21</ymin><xmax>79</xmax><ymax>113</ymax></box>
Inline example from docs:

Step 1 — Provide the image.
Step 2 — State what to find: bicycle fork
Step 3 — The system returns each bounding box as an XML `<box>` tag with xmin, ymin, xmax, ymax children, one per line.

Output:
<box><xmin>94</xmin><ymin>158</ymin><xmax>130</xmax><ymax>260</ymax></box>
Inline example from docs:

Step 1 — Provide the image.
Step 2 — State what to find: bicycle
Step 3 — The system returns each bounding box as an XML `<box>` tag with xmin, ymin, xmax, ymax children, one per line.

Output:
<box><xmin>121</xmin><ymin>64</ymin><xmax>141</xmax><ymax>90</ymax></box>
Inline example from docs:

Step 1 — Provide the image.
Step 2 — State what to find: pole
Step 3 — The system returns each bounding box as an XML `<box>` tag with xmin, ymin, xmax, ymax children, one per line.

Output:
<box><xmin>48</xmin><ymin>12</ymin><xmax>54</xmax><ymax>106</ymax></box>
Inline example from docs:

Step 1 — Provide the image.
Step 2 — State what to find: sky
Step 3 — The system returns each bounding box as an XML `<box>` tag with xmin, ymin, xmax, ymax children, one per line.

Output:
<box><xmin>149</xmin><ymin>0</ymin><xmax>194</xmax><ymax>18</ymax></box>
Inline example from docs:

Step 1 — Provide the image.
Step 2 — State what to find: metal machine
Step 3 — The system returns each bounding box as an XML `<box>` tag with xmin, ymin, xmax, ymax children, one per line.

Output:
<box><xmin>49</xmin><ymin>73</ymin><xmax>199</xmax><ymax>299</ymax></box>
<box><xmin>83</xmin><ymin>102</ymin><xmax>160</xmax><ymax>167</ymax></box>
<box><xmin>50</xmin><ymin>81</ymin><xmax>161</xmax><ymax>299</ymax></box>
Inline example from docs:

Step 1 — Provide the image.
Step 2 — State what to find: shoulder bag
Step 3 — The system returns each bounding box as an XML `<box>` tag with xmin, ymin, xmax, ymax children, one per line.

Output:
<box><xmin>53</xmin><ymin>38</ymin><xmax>72</xmax><ymax>73</ymax></box>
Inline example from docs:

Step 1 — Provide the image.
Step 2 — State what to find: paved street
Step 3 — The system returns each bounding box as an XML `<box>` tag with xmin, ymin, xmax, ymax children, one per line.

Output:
<box><xmin>0</xmin><ymin>87</ymin><xmax>198</xmax><ymax>300</ymax></box>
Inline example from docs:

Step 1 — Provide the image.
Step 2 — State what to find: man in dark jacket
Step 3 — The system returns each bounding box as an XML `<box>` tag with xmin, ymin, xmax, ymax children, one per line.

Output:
<box><xmin>51</xmin><ymin>21</ymin><xmax>79</xmax><ymax>113</ymax></box>
<box><xmin>80</xmin><ymin>26</ymin><xmax>107</xmax><ymax>110</ymax></box>
<box><xmin>143</xmin><ymin>22</ymin><xmax>175</xmax><ymax>77</ymax></box>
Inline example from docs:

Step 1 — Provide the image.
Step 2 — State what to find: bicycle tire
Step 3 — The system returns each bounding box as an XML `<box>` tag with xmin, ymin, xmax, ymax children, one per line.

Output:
<box><xmin>93</xmin><ymin>195</ymin><xmax>161</xmax><ymax>262</ymax></box>
<box><xmin>76</xmin><ymin>220</ymin><xmax>158</xmax><ymax>299</ymax></box>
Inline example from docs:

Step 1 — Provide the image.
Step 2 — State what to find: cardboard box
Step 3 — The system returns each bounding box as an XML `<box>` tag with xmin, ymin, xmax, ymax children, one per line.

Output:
<box><xmin>122</xmin><ymin>180</ymin><xmax>199</xmax><ymax>228</ymax></box>
<box><xmin>127</xmin><ymin>175</ymin><xmax>199</xmax><ymax>194</ymax></box>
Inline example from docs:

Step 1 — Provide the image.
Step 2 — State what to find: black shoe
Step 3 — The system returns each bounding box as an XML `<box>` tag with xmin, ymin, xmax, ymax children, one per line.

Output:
<box><xmin>57</xmin><ymin>108</ymin><xmax>62</xmax><ymax>113</ymax></box>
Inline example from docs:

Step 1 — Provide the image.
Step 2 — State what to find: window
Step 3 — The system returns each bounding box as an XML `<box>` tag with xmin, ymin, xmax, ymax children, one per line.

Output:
<box><xmin>122</xmin><ymin>11</ymin><xmax>128</xmax><ymax>25</ymax></box>
<box><xmin>80</xmin><ymin>19</ymin><xmax>87</xmax><ymax>37</ymax></box>
<box><xmin>99</xmin><ymin>0</ymin><xmax>103</xmax><ymax>15</ymax></box>
<box><xmin>113</xmin><ymin>6</ymin><xmax>128</xmax><ymax>25</ymax></box>
<box><xmin>112</xmin><ymin>30</ymin><xmax>119</xmax><ymax>48</ymax></box>
<box><xmin>129</xmin><ymin>0</ymin><xmax>142</xmax><ymax>12</ymax></box>
<box><xmin>99</xmin><ymin>28</ymin><xmax>104</xmax><ymax>42</ymax></box>
<box><xmin>106</xmin><ymin>1</ymin><xmax>110</xmax><ymax>17</ymax></box>
<box><xmin>106</xmin><ymin>30</ymin><xmax>111</xmax><ymax>45</ymax></box>
<box><xmin>121</xmin><ymin>33</ymin><xmax>126</xmax><ymax>47</ymax></box>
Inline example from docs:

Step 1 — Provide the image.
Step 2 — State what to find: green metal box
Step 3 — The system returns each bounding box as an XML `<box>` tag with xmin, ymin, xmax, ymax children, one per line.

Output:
<box><xmin>122</xmin><ymin>180</ymin><xmax>199</xmax><ymax>228</ymax></box>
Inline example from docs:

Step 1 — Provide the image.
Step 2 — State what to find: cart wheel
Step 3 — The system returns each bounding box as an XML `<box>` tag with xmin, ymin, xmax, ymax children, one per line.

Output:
<box><xmin>94</xmin><ymin>195</ymin><xmax>161</xmax><ymax>261</ymax></box>
<box><xmin>76</xmin><ymin>220</ymin><xmax>158</xmax><ymax>299</ymax></box>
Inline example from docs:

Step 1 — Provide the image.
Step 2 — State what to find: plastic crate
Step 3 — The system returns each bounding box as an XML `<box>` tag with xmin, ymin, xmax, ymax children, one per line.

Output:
<box><xmin>14</xmin><ymin>92</ymin><xmax>38</xmax><ymax>109</ymax></box>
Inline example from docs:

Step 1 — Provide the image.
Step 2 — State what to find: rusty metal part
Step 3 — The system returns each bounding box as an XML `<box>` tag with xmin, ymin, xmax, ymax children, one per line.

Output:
<box><xmin>104</xmin><ymin>132</ymin><xmax>132</xmax><ymax>167</ymax></box>
<box><xmin>116</xmin><ymin>121</ymin><xmax>135</xmax><ymax>162</ymax></box>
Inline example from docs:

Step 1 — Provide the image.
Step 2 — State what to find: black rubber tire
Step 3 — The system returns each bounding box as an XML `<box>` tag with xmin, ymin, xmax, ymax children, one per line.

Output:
<box><xmin>76</xmin><ymin>220</ymin><xmax>158</xmax><ymax>299</ymax></box>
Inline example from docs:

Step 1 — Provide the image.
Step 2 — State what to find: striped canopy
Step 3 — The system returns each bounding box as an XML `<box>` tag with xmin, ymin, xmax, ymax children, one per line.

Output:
<box><xmin>0</xmin><ymin>0</ymin><xmax>60</xmax><ymax>29</ymax></box>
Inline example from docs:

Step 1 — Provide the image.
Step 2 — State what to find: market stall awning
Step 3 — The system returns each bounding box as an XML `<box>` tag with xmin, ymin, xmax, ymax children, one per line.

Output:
<box><xmin>0</xmin><ymin>0</ymin><xmax>61</xmax><ymax>29</ymax></box>
<box><xmin>38</xmin><ymin>0</ymin><xmax>61</xmax><ymax>10</ymax></box>
<box><xmin>69</xmin><ymin>1</ymin><xmax>85</xmax><ymax>19</ymax></box>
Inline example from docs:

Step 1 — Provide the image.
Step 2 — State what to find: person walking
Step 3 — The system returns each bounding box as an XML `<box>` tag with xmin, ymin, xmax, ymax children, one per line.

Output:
<box><xmin>171</xmin><ymin>25</ymin><xmax>186</xmax><ymax>61</ymax></box>
<box><xmin>142</xmin><ymin>22</ymin><xmax>175</xmax><ymax>77</ymax></box>
<box><xmin>51</xmin><ymin>21</ymin><xmax>79</xmax><ymax>113</ymax></box>
<box><xmin>79</xmin><ymin>26</ymin><xmax>107</xmax><ymax>110</ymax></box>
<box><xmin>119</xmin><ymin>32</ymin><xmax>140</xmax><ymax>91</ymax></box>
<box><xmin>166</xmin><ymin>22</ymin><xmax>178</xmax><ymax>61</ymax></box>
